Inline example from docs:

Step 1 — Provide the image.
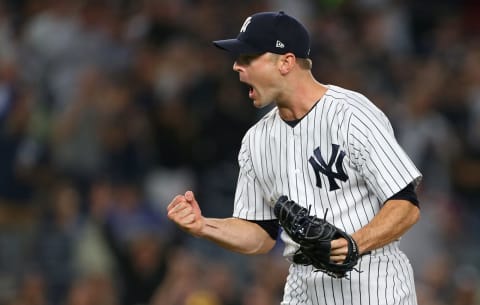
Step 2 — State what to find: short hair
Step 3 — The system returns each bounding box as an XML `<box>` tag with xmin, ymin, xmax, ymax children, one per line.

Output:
<box><xmin>269</xmin><ymin>53</ymin><xmax>312</xmax><ymax>70</ymax></box>
<box><xmin>297</xmin><ymin>58</ymin><xmax>312</xmax><ymax>70</ymax></box>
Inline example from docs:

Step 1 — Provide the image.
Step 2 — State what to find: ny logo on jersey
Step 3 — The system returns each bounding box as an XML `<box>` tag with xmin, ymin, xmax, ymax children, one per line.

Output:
<box><xmin>308</xmin><ymin>144</ymin><xmax>349</xmax><ymax>191</ymax></box>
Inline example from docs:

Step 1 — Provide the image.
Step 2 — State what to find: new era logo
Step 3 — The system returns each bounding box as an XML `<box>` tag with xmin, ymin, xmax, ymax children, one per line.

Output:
<box><xmin>276</xmin><ymin>40</ymin><xmax>285</xmax><ymax>48</ymax></box>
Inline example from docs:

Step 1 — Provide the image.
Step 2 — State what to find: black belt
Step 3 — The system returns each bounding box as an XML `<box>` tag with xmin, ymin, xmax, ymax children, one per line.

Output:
<box><xmin>292</xmin><ymin>251</ymin><xmax>371</xmax><ymax>266</ymax></box>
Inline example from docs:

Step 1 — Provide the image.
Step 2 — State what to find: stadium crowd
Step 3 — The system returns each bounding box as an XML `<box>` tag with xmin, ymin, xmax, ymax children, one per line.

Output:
<box><xmin>0</xmin><ymin>0</ymin><xmax>479</xmax><ymax>304</ymax></box>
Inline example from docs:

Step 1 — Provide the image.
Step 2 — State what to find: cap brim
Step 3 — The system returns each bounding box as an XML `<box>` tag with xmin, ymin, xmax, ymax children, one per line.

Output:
<box><xmin>213</xmin><ymin>39</ymin><xmax>262</xmax><ymax>55</ymax></box>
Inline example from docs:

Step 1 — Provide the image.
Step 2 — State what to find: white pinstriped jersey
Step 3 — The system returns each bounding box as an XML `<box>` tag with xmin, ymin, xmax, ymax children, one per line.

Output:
<box><xmin>233</xmin><ymin>85</ymin><xmax>422</xmax><ymax>305</ymax></box>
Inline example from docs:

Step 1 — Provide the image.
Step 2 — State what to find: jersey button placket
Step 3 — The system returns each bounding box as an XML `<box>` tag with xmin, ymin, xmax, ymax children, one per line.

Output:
<box><xmin>286</xmin><ymin>130</ymin><xmax>296</xmax><ymax>198</ymax></box>
<box><xmin>289</xmin><ymin>128</ymin><xmax>306</xmax><ymax>204</ymax></box>
<box><xmin>296</xmin><ymin>128</ymin><xmax>308</xmax><ymax>205</ymax></box>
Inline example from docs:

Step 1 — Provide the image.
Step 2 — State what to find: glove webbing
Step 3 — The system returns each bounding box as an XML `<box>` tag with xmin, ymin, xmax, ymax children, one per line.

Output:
<box><xmin>293</xmin><ymin>208</ymin><xmax>361</xmax><ymax>279</ymax></box>
<box><xmin>274</xmin><ymin>196</ymin><xmax>363</xmax><ymax>279</ymax></box>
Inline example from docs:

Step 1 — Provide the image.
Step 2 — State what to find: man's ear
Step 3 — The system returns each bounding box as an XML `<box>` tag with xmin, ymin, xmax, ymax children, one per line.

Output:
<box><xmin>278</xmin><ymin>53</ymin><xmax>296</xmax><ymax>75</ymax></box>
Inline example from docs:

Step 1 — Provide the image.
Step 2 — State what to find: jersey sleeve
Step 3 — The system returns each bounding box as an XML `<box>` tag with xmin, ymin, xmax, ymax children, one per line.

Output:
<box><xmin>232</xmin><ymin>132</ymin><xmax>276</xmax><ymax>220</ymax></box>
<box><xmin>347</xmin><ymin>105</ymin><xmax>422</xmax><ymax>204</ymax></box>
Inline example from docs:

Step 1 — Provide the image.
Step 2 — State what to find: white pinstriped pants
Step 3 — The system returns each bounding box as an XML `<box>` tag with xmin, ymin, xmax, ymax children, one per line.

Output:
<box><xmin>281</xmin><ymin>243</ymin><xmax>418</xmax><ymax>305</ymax></box>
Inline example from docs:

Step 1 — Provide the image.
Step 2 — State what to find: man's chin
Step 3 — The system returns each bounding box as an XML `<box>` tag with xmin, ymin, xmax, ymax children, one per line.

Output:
<box><xmin>252</xmin><ymin>99</ymin><xmax>273</xmax><ymax>109</ymax></box>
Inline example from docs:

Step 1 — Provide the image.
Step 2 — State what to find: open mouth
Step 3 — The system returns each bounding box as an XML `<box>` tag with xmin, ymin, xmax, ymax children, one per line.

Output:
<box><xmin>240</xmin><ymin>81</ymin><xmax>255</xmax><ymax>99</ymax></box>
<box><xmin>249</xmin><ymin>86</ymin><xmax>254</xmax><ymax>97</ymax></box>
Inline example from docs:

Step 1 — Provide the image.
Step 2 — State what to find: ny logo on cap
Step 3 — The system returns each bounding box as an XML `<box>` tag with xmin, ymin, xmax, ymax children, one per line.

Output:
<box><xmin>240</xmin><ymin>17</ymin><xmax>252</xmax><ymax>33</ymax></box>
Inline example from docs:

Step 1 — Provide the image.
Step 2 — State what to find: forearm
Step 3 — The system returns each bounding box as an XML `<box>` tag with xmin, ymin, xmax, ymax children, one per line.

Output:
<box><xmin>167</xmin><ymin>192</ymin><xmax>276</xmax><ymax>255</ymax></box>
<box><xmin>198</xmin><ymin>217</ymin><xmax>276</xmax><ymax>255</ymax></box>
<box><xmin>352</xmin><ymin>200</ymin><xmax>420</xmax><ymax>254</ymax></box>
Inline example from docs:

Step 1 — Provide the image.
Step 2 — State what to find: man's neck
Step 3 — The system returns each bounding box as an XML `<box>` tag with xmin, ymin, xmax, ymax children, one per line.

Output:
<box><xmin>277</xmin><ymin>78</ymin><xmax>328</xmax><ymax>121</ymax></box>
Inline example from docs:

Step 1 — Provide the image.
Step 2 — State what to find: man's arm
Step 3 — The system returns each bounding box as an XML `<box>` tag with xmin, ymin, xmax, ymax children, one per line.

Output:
<box><xmin>351</xmin><ymin>199</ymin><xmax>420</xmax><ymax>254</ymax></box>
<box><xmin>330</xmin><ymin>199</ymin><xmax>420</xmax><ymax>262</ymax></box>
<box><xmin>167</xmin><ymin>191</ymin><xmax>276</xmax><ymax>255</ymax></box>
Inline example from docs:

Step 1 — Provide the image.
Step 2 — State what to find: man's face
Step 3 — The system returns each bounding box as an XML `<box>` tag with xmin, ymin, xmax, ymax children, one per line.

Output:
<box><xmin>233</xmin><ymin>52</ymin><xmax>281</xmax><ymax>108</ymax></box>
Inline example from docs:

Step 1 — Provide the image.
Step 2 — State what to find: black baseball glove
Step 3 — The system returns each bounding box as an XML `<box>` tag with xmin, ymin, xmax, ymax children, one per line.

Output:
<box><xmin>274</xmin><ymin>195</ymin><xmax>360</xmax><ymax>278</ymax></box>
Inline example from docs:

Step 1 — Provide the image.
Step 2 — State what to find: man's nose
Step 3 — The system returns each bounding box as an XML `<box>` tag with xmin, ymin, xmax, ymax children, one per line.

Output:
<box><xmin>233</xmin><ymin>61</ymin><xmax>242</xmax><ymax>72</ymax></box>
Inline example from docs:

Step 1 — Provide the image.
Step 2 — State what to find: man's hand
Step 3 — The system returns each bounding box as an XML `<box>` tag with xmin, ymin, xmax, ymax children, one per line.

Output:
<box><xmin>167</xmin><ymin>191</ymin><xmax>204</xmax><ymax>237</ymax></box>
<box><xmin>330</xmin><ymin>238</ymin><xmax>349</xmax><ymax>264</ymax></box>
<box><xmin>274</xmin><ymin>196</ymin><xmax>360</xmax><ymax>278</ymax></box>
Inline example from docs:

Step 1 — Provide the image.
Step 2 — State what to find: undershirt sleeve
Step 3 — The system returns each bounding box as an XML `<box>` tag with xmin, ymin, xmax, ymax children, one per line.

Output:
<box><xmin>386</xmin><ymin>182</ymin><xmax>419</xmax><ymax>207</ymax></box>
<box><xmin>247</xmin><ymin>219</ymin><xmax>280</xmax><ymax>240</ymax></box>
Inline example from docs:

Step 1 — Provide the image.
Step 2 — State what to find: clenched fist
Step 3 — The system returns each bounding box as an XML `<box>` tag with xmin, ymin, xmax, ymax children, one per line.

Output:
<box><xmin>167</xmin><ymin>191</ymin><xmax>205</xmax><ymax>237</ymax></box>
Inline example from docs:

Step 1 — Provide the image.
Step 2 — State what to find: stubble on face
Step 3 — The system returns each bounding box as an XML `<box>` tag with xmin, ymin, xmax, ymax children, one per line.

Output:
<box><xmin>245</xmin><ymin>53</ymin><xmax>282</xmax><ymax>108</ymax></box>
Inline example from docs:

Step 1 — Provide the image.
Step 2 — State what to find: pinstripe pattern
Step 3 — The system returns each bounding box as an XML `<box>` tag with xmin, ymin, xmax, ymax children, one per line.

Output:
<box><xmin>233</xmin><ymin>85</ymin><xmax>421</xmax><ymax>305</ymax></box>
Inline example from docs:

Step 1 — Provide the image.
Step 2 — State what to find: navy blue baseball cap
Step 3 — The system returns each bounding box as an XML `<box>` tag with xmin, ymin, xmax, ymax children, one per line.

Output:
<box><xmin>213</xmin><ymin>11</ymin><xmax>311</xmax><ymax>58</ymax></box>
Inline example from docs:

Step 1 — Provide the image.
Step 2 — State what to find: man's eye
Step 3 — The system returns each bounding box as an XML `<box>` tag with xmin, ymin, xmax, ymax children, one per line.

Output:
<box><xmin>237</xmin><ymin>54</ymin><xmax>261</xmax><ymax>65</ymax></box>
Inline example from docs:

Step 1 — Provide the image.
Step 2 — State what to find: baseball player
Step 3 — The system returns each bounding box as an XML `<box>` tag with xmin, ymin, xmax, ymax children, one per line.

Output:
<box><xmin>167</xmin><ymin>11</ymin><xmax>422</xmax><ymax>305</ymax></box>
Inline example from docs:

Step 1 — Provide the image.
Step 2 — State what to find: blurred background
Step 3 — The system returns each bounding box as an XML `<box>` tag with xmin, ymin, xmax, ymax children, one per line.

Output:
<box><xmin>0</xmin><ymin>0</ymin><xmax>479</xmax><ymax>304</ymax></box>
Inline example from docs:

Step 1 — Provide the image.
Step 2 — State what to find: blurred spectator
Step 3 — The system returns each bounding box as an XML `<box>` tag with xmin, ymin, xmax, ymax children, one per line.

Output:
<box><xmin>391</xmin><ymin>58</ymin><xmax>460</xmax><ymax>193</ymax></box>
<box><xmin>29</xmin><ymin>180</ymin><xmax>85</xmax><ymax>305</ymax></box>
<box><xmin>73</xmin><ymin>179</ymin><xmax>115</xmax><ymax>278</ymax></box>
<box><xmin>0</xmin><ymin>12</ymin><xmax>39</xmax><ymax>208</ymax></box>
<box><xmin>97</xmin><ymin>179</ymin><xmax>169</xmax><ymax>305</ymax></box>
<box><xmin>63</xmin><ymin>272</ymin><xmax>118</xmax><ymax>305</ymax></box>
<box><xmin>150</xmin><ymin>247</ymin><xmax>203</xmax><ymax>305</ymax></box>
<box><xmin>0</xmin><ymin>1</ymin><xmax>478</xmax><ymax>304</ymax></box>
<box><xmin>7</xmin><ymin>272</ymin><xmax>48</xmax><ymax>305</ymax></box>
<box><xmin>241</xmin><ymin>255</ymin><xmax>289</xmax><ymax>305</ymax></box>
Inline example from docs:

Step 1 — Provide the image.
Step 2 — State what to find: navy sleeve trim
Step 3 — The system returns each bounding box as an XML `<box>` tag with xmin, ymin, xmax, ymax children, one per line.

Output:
<box><xmin>248</xmin><ymin>219</ymin><xmax>280</xmax><ymax>240</ymax></box>
<box><xmin>387</xmin><ymin>183</ymin><xmax>419</xmax><ymax>207</ymax></box>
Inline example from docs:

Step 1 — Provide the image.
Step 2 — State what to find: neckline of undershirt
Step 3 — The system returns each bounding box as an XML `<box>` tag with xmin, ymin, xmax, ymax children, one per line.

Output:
<box><xmin>281</xmin><ymin>97</ymin><xmax>322</xmax><ymax>128</ymax></box>
<box><xmin>281</xmin><ymin>85</ymin><xmax>330</xmax><ymax>128</ymax></box>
